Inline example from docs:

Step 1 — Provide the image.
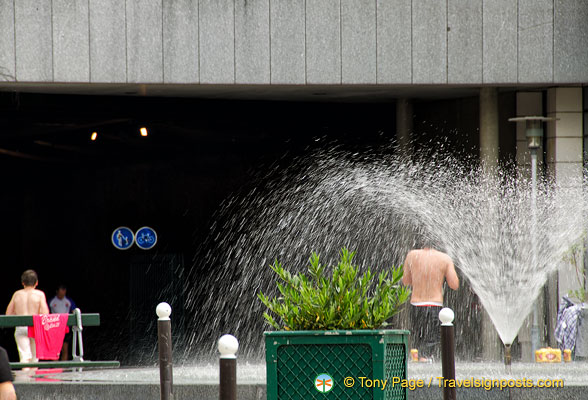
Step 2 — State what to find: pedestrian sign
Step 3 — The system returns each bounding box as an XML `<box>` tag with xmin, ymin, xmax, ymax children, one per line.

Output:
<box><xmin>112</xmin><ymin>227</ymin><xmax>134</xmax><ymax>250</ymax></box>
<box><xmin>135</xmin><ymin>226</ymin><xmax>157</xmax><ymax>250</ymax></box>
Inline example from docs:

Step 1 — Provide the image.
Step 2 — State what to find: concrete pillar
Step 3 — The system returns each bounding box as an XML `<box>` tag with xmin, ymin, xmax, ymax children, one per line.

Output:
<box><xmin>513</xmin><ymin>91</ymin><xmax>547</xmax><ymax>361</ymax></box>
<box><xmin>479</xmin><ymin>88</ymin><xmax>499</xmax><ymax>171</ymax></box>
<box><xmin>547</xmin><ymin>87</ymin><xmax>584</xmax><ymax>309</ymax></box>
<box><xmin>396</xmin><ymin>99</ymin><xmax>413</xmax><ymax>156</ymax></box>
<box><xmin>479</xmin><ymin>87</ymin><xmax>502</xmax><ymax>360</ymax></box>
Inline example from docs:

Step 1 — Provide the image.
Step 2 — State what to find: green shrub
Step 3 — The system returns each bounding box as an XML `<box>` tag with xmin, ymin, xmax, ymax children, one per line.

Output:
<box><xmin>563</xmin><ymin>233</ymin><xmax>587</xmax><ymax>303</ymax></box>
<box><xmin>258</xmin><ymin>247</ymin><xmax>410</xmax><ymax>330</ymax></box>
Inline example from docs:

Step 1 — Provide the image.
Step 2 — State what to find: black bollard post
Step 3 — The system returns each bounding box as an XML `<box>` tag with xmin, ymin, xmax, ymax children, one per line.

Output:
<box><xmin>157</xmin><ymin>302</ymin><xmax>173</xmax><ymax>400</ymax></box>
<box><xmin>439</xmin><ymin>308</ymin><xmax>456</xmax><ymax>400</ymax></box>
<box><xmin>218</xmin><ymin>334</ymin><xmax>239</xmax><ymax>400</ymax></box>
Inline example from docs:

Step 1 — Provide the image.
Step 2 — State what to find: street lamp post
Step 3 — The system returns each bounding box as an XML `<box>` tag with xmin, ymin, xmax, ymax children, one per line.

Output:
<box><xmin>508</xmin><ymin>116</ymin><xmax>556</xmax><ymax>366</ymax></box>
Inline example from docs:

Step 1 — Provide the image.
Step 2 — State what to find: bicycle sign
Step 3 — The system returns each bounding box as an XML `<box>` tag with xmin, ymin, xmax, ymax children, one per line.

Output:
<box><xmin>135</xmin><ymin>226</ymin><xmax>157</xmax><ymax>250</ymax></box>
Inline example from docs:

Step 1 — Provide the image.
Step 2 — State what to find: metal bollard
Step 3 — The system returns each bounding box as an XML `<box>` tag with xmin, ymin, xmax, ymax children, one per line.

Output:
<box><xmin>218</xmin><ymin>334</ymin><xmax>239</xmax><ymax>400</ymax></box>
<box><xmin>72</xmin><ymin>308</ymin><xmax>84</xmax><ymax>361</ymax></box>
<box><xmin>439</xmin><ymin>307</ymin><xmax>456</xmax><ymax>400</ymax></box>
<box><xmin>156</xmin><ymin>302</ymin><xmax>173</xmax><ymax>400</ymax></box>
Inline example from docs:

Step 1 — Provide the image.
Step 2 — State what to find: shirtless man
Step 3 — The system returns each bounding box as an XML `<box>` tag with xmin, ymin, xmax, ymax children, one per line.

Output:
<box><xmin>402</xmin><ymin>245</ymin><xmax>459</xmax><ymax>360</ymax></box>
<box><xmin>5</xmin><ymin>270</ymin><xmax>49</xmax><ymax>363</ymax></box>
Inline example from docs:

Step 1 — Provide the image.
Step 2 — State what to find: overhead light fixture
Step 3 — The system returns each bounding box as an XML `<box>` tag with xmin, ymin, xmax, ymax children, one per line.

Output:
<box><xmin>90</xmin><ymin>131</ymin><xmax>98</xmax><ymax>141</ymax></box>
<box><xmin>140</xmin><ymin>127</ymin><xmax>148</xmax><ymax>137</ymax></box>
<box><xmin>507</xmin><ymin>116</ymin><xmax>556</xmax><ymax>150</ymax></box>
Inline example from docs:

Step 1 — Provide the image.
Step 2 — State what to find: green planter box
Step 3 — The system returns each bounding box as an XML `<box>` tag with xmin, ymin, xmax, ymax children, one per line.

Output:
<box><xmin>265</xmin><ymin>329</ymin><xmax>409</xmax><ymax>400</ymax></box>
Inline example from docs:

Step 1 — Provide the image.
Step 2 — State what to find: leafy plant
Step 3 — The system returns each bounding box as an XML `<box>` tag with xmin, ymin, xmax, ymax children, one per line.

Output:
<box><xmin>563</xmin><ymin>233</ymin><xmax>587</xmax><ymax>303</ymax></box>
<box><xmin>258</xmin><ymin>247</ymin><xmax>410</xmax><ymax>330</ymax></box>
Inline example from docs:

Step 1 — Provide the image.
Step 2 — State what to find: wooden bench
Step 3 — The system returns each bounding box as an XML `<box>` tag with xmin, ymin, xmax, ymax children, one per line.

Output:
<box><xmin>0</xmin><ymin>309</ymin><xmax>120</xmax><ymax>369</ymax></box>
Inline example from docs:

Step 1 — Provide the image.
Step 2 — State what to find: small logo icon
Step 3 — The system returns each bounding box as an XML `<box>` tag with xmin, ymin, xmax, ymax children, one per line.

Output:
<box><xmin>112</xmin><ymin>227</ymin><xmax>134</xmax><ymax>250</ymax></box>
<box><xmin>315</xmin><ymin>373</ymin><xmax>334</xmax><ymax>393</ymax></box>
<box><xmin>135</xmin><ymin>226</ymin><xmax>157</xmax><ymax>250</ymax></box>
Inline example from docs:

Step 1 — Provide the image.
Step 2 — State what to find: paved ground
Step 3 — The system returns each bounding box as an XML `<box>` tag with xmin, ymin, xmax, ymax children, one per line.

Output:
<box><xmin>12</xmin><ymin>361</ymin><xmax>588</xmax><ymax>399</ymax></box>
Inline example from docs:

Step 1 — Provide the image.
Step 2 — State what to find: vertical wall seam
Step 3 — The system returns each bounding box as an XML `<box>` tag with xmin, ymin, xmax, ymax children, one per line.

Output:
<box><xmin>268</xmin><ymin>0</ymin><xmax>271</xmax><ymax>84</ymax></box>
<box><xmin>481</xmin><ymin>0</ymin><xmax>484</xmax><ymax>84</ymax></box>
<box><xmin>304</xmin><ymin>0</ymin><xmax>307</xmax><ymax>84</ymax></box>
<box><xmin>197</xmin><ymin>0</ymin><xmax>201</xmax><ymax>83</ymax></box>
<box><xmin>125</xmin><ymin>0</ymin><xmax>128</xmax><ymax>83</ymax></box>
<box><xmin>374</xmin><ymin>0</ymin><xmax>377</xmax><ymax>84</ymax></box>
<box><xmin>410</xmin><ymin>0</ymin><xmax>413</xmax><ymax>84</ymax></box>
<box><xmin>51</xmin><ymin>0</ymin><xmax>55</xmax><ymax>82</ymax></box>
<box><xmin>445</xmin><ymin>0</ymin><xmax>448</xmax><ymax>83</ymax></box>
<box><xmin>516</xmin><ymin>0</ymin><xmax>519</xmax><ymax>83</ymax></box>
<box><xmin>13</xmin><ymin>0</ymin><xmax>17</xmax><ymax>80</ymax></box>
<box><xmin>552</xmin><ymin>0</ymin><xmax>555</xmax><ymax>83</ymax></box>
<box><xmin>88</xmin><ymin>0</ymin><xmax>91</xmax><ymax>82</ymax></box>
<box><xmin>339</xmin><ymin>0</ymin><xmax>342</xmax><ymax>84</ymax></box>
<box><xmin>161</xmin><ymin>0</ymin><xmax>164</xmax><ymax>83</ymax></box>
<box><xmin>233</xmin><ymin>0</ymin><xmax>236</xmax><ymax>83</ymax></box>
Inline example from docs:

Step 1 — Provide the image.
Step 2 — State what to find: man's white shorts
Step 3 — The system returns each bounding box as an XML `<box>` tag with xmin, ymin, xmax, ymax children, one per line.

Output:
<box><xmin>14</xmin><ymin>326</ymin><xmax>37</xmax><ymax>362</ymax></box>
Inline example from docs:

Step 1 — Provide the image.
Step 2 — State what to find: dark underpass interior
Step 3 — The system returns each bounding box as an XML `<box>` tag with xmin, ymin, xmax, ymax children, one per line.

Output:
<box><xmin>0</xmin><ymin>91</ymin><xmax>514</xmax><ymax>364</ymax></box>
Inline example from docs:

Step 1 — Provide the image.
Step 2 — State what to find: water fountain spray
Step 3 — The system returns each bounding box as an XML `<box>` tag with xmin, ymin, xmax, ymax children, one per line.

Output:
<box><xmin>181</xmin><ymin>146</ymin><xmax>584</xmax><ymax>362</ymax></box>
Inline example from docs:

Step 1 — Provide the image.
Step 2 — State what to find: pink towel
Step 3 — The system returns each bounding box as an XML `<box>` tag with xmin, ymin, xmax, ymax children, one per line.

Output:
<box><xmin>28</xmin><ymin>314</ymin><xmax>70</xmax><ymax>360</ymax></box>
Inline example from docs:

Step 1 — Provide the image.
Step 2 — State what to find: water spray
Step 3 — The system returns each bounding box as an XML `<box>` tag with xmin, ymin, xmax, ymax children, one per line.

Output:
<box><xmin>184</xmin><ymin>147</ymin><xmax>585</xmax><ymax>360</ymax></box>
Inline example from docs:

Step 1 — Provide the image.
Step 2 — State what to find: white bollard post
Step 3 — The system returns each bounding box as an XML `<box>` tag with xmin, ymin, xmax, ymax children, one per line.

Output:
<box><xmin>218</xmin><ymin>334</ymin><xmax>238</xmax><ymax>400</ymax></box>
<box><xmin>439</xmin><ymin>307</ymin><xmax>456</xmax><ymax>400</ymax></box>
<box><xmin>156</xmin><ymin>302</ymin><xmax>173</xmax><ymax>400</ymax></box>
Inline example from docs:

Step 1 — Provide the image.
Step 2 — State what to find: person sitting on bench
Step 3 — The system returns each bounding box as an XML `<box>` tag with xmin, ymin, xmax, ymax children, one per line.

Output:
<box><xmin>5</xmin><ymin>270</ymin><xmax>49</xmax><ymax>363</ymax></box>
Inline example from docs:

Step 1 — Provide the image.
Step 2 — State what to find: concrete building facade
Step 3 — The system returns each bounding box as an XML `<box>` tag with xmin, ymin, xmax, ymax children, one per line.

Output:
<box><xmin>0</xmin><ymin>0</ymin><xmax>586</xmax><ymax>87</ymax></box>
<box><xmin>0</xmin><ymin>0</ymin><xmax>587</xmax><ymax>362</ymax></box>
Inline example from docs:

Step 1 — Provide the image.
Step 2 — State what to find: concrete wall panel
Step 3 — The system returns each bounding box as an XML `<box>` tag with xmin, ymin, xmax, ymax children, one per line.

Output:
<box><xmin>518</xmin><ymin>0</ymin><xmax>553</xmax><ymax>83</ymax></box>
<box><xmin>270</xmin><ymin>0</ymin><xmax>305</xmax><ymax>84</ymax></box>
<box><xmin>0</xmin><ymin>0</ymin><xmax>15</xmax><ymax>81</ymax></box>
<box><xmin>341</xmin><ymin>0</ymin><xmax>376</xmax><ymax>84</ymax></box>
<box><xmin>554</xmin><ymin>0</ymin><xmax>588</xmax><ymax>83</ymax></box>
<box><xmin>15</xmin><ymin>0</ymin><xmax>52</xmax><ymax>82</ymax></box>
<box><xmin>126</xmin><ymin>0</ymin><xmax>163</xmax><ymax>83</ymax></box>
<box><xmin>448</xmin><ymin>0</ymin><xmax>482</xmax><ymax>84</ymax></box>
<box><xmin>235</xmin><ymin>0</ymin><xmax>270</xmax><ymax>84</ymax></box>
<box><xmin>53</xmin><ymin>0</ymin><xmax>90</xmax><ymax>83</ymax></box>
<box><xmin>412</xmin><ymin>0</ymin><xmax>446</xmax><ymax>84</ymax></box>
<box><xmin>376</xmin><ymin>0</ymin><xmax>411</xmax><ymax>83</ymax></box>
<box><xmin>3</xmin><ymin>0</ymin><xmax>587</xmax><ymax>86</ymax></box>
<box><xmin>483</xmin><ymin>0</ymin><xmax>517</xmax><ymax>83</ymax></box>
<box><xmin>546</xmin><ymin>137</ymin><xmax>583</xmax><ymax>163</ymax></box>
<box><xmin>306</xmin><ymin>0</ymin><xmax>341</xmax><ymax>84</ymax></box>
<box><xmin>163</xmin><ymin>0</ymin><xmax>199</xmax><ymax>83</ymax></box>
<box><xmin>199</xmin><ymin>0</ymin><xmax>235</xmax><ymax>83</ymax></box>
<box><xmin>89</xmin><ymin>0</ymin><xmax>126</xmax><ymax>83</ymax></box>
<box><xmin>547</xmin><ymin>86</ymin><xmax>583</xmax><ymax>113</ymax></box>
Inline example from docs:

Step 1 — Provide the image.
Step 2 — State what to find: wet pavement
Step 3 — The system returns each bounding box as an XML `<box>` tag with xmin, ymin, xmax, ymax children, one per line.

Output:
<box><xmin>12</xmin><ymin>361</ymin><xmax>588</xmax><ymax>399</ymax></box>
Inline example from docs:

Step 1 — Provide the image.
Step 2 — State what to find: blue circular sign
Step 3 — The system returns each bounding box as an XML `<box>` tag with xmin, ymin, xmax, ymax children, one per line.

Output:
<box><xmin>112</xmin><ymin>227</ymin><xmax>134</xmax><ymax>250</ymax></box>
<box><xmin>135</xmin><ymin>226</ymin><xmax>157</xmax><ymax>250</ymax></box>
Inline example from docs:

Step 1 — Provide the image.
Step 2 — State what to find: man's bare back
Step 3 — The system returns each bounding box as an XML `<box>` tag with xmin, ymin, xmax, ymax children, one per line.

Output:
<box><xmin>6</xmin><ymin>288</ymin><xmax>49</xmax><ymax>316</ymax></box>
<box><xmin>402</xmin><ymin>248</ymin><xmax>459</xmax><ymax>305</ymax></box>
